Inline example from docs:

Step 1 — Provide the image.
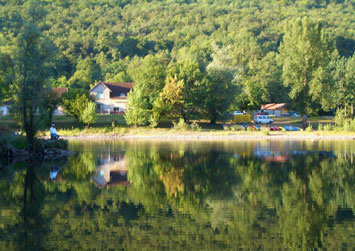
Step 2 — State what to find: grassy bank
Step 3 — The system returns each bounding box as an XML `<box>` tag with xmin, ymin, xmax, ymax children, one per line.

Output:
<box><xmin>35</xmin><ymin>125</ymin><xmax>355</xmax><ymax>140</ymax></box>
<box><xmin>1</xmin><ymin>114</ymin><xmax>355</xmax><ymax>138</ymax></box>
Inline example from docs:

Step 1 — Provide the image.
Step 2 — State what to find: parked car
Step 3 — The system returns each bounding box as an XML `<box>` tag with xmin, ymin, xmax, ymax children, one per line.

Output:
<box><xmin>233</xmin><ymin>110</ymin><xmax>244</xmax><ymax>115</ymax></box>
<box><xmin>283</xmin><ymin>111</ymin><xmax>300</xmax><ymax>117</ymax></box>
<box><xmin>254</xmin><ymin>115</ymin><xmax>273</xmax><ymax>124</ymax></box>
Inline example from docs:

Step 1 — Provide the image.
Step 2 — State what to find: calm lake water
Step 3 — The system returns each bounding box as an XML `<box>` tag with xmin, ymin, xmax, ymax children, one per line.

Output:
<box><xmin>1</xmin><ymin>140</ymin><xmax>355</xmax><ymax>250</ymax></box>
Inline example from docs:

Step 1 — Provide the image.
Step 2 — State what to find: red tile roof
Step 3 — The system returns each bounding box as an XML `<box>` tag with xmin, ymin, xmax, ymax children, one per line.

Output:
<box><xmin>51</xmin><ymin>87</ymin><xmax>68</xmax><ymax>98</ymax></box>
<box><xmin>261</xmin><ymin>103</ymin><xmax>287</xmax><ymax>110</ymax></box>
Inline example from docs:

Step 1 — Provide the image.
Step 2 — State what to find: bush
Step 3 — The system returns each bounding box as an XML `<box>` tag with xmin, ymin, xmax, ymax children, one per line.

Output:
<box><xmin>317</xmin><ymin>123</ymin><xmax>323</xmax><ymax>131</ymax></box>
<box><xmin>335</xmin><ymin>108</ymin><xmax>346</xmax><ymax>127</ymax></box>
<box><xmin>350</xmin><ymin>119</ymin><xmax>355</xmax><ymax>131</ymax></box>
<box><xmin>125</xmin><ymin>107</ymin><xmax>150</xmax><ymax>126</ymax></box>
<box><xmin>343</xmin><ymin>118</ymin><xmax>355</xmax><ymax>131</ymax></box>
<box><xmin>230</xmin><ymin>125</ymin><xmax>242</xmax><ymax>131</ymax></box>
<box><xmin>62</xmin><ymin>89</ymin><xmax>95</xmax><ymax>122</ymax></box>
<box><xmin>189</xmin><ymin>121</ymin><xmax>201</xmax><ymax>131</ymax></box>
<box><xmin>323</xmin><ymin>124</ymin><xmax>333</xmax><ymax>131</ymax></box>
<box><xmin>81</xmin><ymin>101</ymin><xmax>97</xmax><ymax>127</ymax></box>
<box><xmin>173</xmin><ymin>118</ymin><xmax>189</xmax><ymax>130</ymax></box>
<box><xmin>262</xmin><ymin>127</ymin><xmax>270</xmax><ymax>135</ymax></box>
<box><xmin>149</xmin><ymin>114</ymin><xmax>160</xmax><ymax>128</ymax></box>
<box><xmin>305</xmin><ymin>125</ymin><xmax>313</xmax><ymax>132</ymax></box>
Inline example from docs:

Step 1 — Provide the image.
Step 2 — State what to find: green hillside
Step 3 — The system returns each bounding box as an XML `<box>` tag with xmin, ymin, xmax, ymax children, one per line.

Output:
<box><xmin>0</xmin><ymin>0</ymin><xmax>354</xmax><ymax>125</ymax></box>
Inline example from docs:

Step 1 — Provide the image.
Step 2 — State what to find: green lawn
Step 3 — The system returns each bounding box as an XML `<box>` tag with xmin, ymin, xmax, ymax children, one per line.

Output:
<box><xmin>52</xmin><ymin>114</ymin><xmax>126</xmax><ymax>129</ymax></box>
<box><xmin>0</xmin><ymin>114</ymin><xmax>334</xmax><ymax>129</ymax></box>
<box><xmin>0</xmin><ymin>114</ymin><xmax>126</xmax><ymax>131</ymax></box>
<box><xmin>272</xmin><ymin>116</ymin><xmax>334</xmax><ymax>128</ymax></box>
<box><xmin>0</xmin><ymin>114</ymin><xmax>337</xmax><ymax>132</ymax></box>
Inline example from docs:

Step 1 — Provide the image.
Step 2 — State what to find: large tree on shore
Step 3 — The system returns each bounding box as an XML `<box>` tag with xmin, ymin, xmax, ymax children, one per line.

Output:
<box><xmin>279</xmin><ymin>18</ymin><xmax>330</xmax><ymax>127</ymax></box>
<box><xmin>0</xmin><ymin>52</ymin><xmax>14</xmax><ymax>104</ymax></box>
<box><xmin>205</xmin><ymin>44</ymin><xmax>242</xmax><ymax>124</ymax></box>
<box><xmin>11</xmin><ymin>20</ymin><xmax>53</xmax><ymax>150</ymax></box>
<box><xmin>330</xmin><ymin>54</ymin><xmax>355</xmax><ymax>117</ymax></box>
<box><xmin>125</xmin><ymin>54</ymin><xmax>168</xmax><ymax>126</ymax></box>
<box><xmin>165</xmin><ymin>60</ymin><xmax>205</xmax><ymax>121</ymax></box>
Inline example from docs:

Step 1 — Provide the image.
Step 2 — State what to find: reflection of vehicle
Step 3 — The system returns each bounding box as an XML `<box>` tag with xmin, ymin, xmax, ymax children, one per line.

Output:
<box><xmin>254</xmin><ymin>115</ymin><xmax>273</xmax><ymax>124</ymax></box>
<box><xmin>283</xmin><ymin>111</ymin><xmax>300</xmax><ymax>117</ymax></box>
<box><xmin>233</xmin><ymin>110</ymin><xmax>243</xmax><ymax>115</ymax></box>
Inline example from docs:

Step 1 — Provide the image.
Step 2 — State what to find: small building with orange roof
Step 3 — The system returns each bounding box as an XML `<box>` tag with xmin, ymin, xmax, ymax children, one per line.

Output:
<box><xmin>260</xmin><ymin>103</ymin><xmax>288</xmax><ymax>117</ymax></box>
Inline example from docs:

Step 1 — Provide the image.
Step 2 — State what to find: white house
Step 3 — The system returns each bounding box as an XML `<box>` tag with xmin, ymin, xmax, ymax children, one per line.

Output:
<box><xmin>90</xmin><ymin>81</ymin><xmax>134</xmax><ymax>113</ymax></box>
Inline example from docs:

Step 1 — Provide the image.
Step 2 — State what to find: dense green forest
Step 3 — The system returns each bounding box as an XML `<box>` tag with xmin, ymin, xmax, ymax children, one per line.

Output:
<box><xmin>0</xmin><ymin>0</ymin><xmax>354</xmax><ymax>125</ymax></box>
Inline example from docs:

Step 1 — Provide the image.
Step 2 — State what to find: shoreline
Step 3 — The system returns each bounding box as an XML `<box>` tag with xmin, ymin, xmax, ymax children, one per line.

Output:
<box><xmin>42</xmin><ymin>132</ymin><xmax>355</xmax><ymax>141</ymax></box>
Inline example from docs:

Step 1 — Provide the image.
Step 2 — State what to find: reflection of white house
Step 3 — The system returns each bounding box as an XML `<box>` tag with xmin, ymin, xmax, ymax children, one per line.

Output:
<box><xmin>93</xmin><ymin>153</ymin><xmax>130</xmax><ymax>188</ymax></box>
<box><xmin>89</xmin><ymin>81</ymin><xmax>133</xmax><ymax>114</ymax></box>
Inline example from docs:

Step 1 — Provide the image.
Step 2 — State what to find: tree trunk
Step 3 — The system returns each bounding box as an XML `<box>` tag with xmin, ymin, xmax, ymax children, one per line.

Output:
<box><xmin>181</xmin><ymin>106</ymin><xmax>187</xmax><ymax>122</ymax></box>
<box><xmin>48</xmin><ymin>108</ymin><xmax>53</xmax><ymax>126</ymax></box>
<box><xmin>302</xmin><ymin>62</ymin><xmax>308</xmax><ymax>130</ymax></box>
<box><xmin>345</xmin><ymin>105</ymin><xmax>347</xmax><ymax>117</ymax></box>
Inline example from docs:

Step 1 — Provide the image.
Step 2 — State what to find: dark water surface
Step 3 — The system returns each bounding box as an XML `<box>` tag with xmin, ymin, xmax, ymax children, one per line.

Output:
<box><xmin>1</xmin><ymin>140</ymin><xmax>354</xmax><ymax>250</ymax></box>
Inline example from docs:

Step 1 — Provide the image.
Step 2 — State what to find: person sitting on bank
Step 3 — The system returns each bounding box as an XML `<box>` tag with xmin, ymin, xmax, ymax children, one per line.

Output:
<box><xmin>50</xmin><ymin>124</ymin><xmax>59</xmax><ymax>140</ymax></box>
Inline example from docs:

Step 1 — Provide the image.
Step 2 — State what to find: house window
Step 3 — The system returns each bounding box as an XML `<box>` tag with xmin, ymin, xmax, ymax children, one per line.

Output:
<box><xmin>97</xmin><ymin>92</ymin><xmax>103</xmax><ymax>99</ymax></box>
<box><xmin>120</xmin><ymin>93</ymin><xmax>125</xmax><ymax>97</ymax></box>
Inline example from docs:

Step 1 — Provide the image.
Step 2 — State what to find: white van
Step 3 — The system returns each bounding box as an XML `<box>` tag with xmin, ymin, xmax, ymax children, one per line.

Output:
<box><xmin>254</xmin><ymin>115</ymin><xmax>273</xmax><ymax>124</ymax></box>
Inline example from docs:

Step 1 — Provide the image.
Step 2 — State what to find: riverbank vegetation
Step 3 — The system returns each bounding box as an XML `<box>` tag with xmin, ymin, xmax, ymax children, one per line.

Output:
<box><xmin>2</xmin><ymin>114</ymin><xmax>355</xmax><ymax>138</ymax></box>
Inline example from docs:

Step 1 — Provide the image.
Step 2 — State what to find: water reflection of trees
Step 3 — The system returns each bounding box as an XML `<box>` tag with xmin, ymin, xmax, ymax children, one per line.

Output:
<box><xmin>0</xmin><ymin>160</ymin><xmax>48</xmax><ymax>250</ymax></box>
<box><xmin>126</xmin><ymin>145</ymin><xmax>355</xmax><ymax>249</ymax></box>
<box><xmin>0</xmin><ymin>142</ymin><xmax>354</xmax><ymax>249</ymax></box>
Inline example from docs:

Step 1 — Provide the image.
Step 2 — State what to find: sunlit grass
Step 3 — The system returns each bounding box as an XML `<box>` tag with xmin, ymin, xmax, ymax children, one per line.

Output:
<box><xmin>2</xmin><ymin>114</ymin><xmax>355</xmax><ymax>137</ymax></box>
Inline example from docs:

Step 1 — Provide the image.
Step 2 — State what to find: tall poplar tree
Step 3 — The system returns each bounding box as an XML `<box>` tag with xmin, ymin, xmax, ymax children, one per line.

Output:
<box><xmin>279</xmin><ymin>18</ymin><xmax>330</xmax><ymax>127</ymax></box>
